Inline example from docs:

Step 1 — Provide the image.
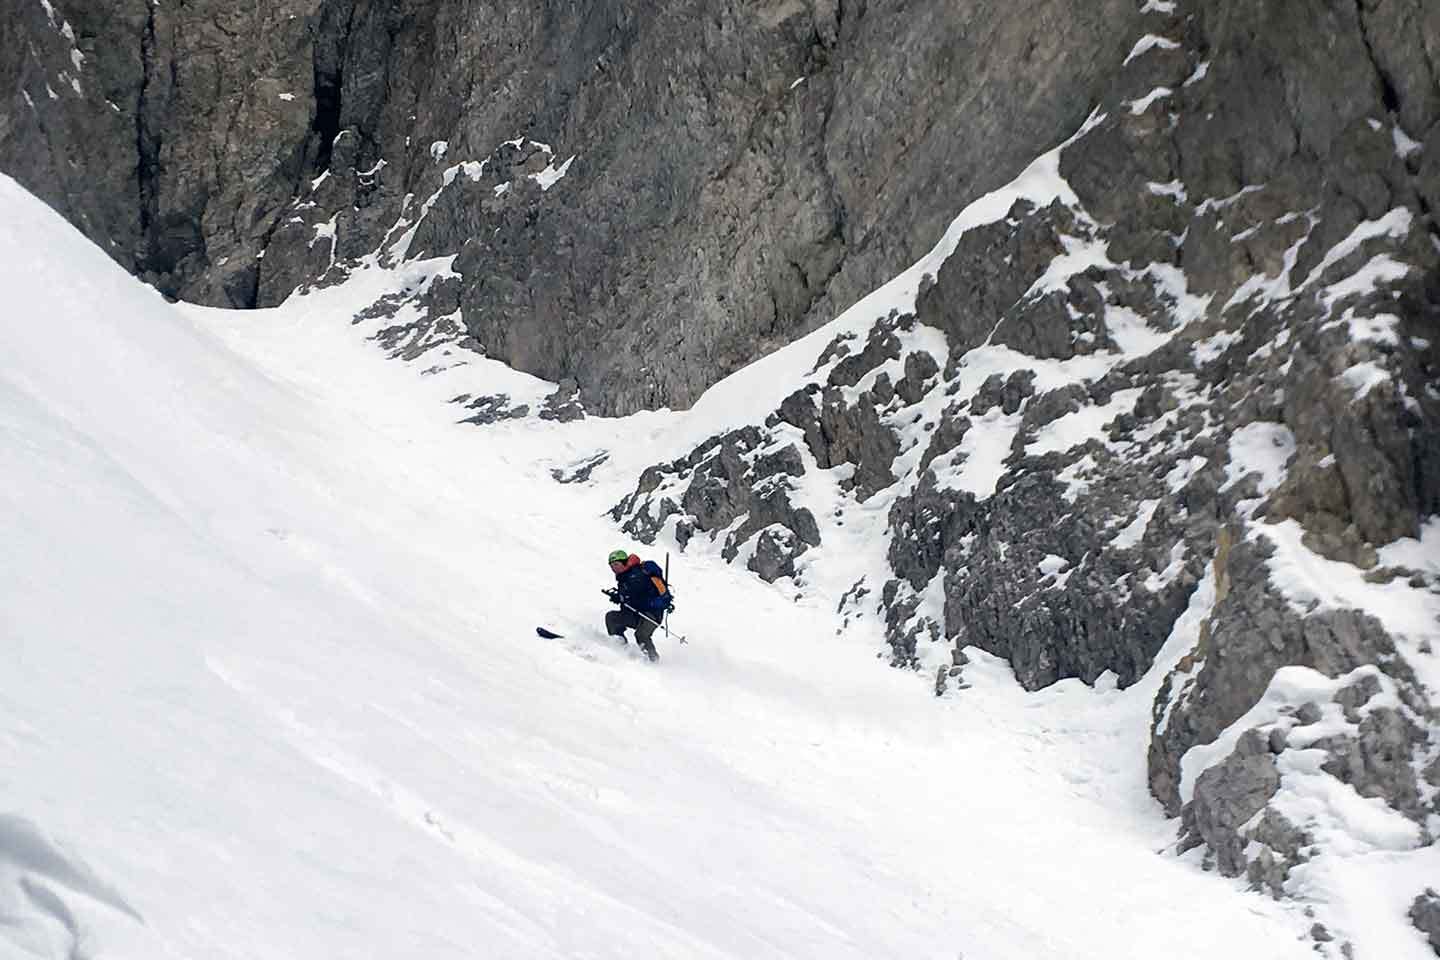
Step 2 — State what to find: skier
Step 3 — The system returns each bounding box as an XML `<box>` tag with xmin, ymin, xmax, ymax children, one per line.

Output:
<box><xmin>603</xmin><ymin>549</ymin><xmax>673</xmax><ymax>661</ymax></box>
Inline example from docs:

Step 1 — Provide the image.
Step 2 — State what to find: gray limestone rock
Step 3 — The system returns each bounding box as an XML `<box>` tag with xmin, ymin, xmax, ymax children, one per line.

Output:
<box><xmin>750</xmin><ymin>525</ymin><xmax>804</xmax><ymax>583</ymax></box>
<box><xmin>539</xmin><ymin>378</ymin><xmax>586</xmax><ymax>422</ymax></box>
<box><xmin>1411</xmin><ymin>890</ymin><xmax>1440</xmax><ymax>954</ymax></box>
<box><xmin>597</xmin><ymin>0</ymin><xmax>1440</xmax><ymax>910</ymax></box>
<box><xmin>776</xmin><ymin>383</ymin><xmax>900</xmax><ymax>501</ymax></box>
<box><xmin>550</xmin><ymin>451</ymin><xmax>609</xmax><ymax>484</ymax></box>
<box><xmin>609</xmin><ymin>428</ymin><xmax>819</xmax><ymax>583</ymax></box>
<box><xmin>458</xmin><ymin>394</ymin><xmax>529</xmax><ymax>425</ymax></box>
<box><xmin>970</xmin><ymin>371</ymin><xmax>1035</xmax><ymax>417</ymax></box>
<box><xmin>917</xmin><ymin>405</ymin><xmax>971</xmax><ymax>473</ymax></box>
<box><xmin>881</xmin><ymin>578</ymin><xmax>941</xmax><ymax>668</ymax></box>
<box><xmin>1317</xmin><ymin>707</ymin><xmax>1428</xmax><ymax>819</ymax></box>
<box><xmin>1245</xmin><ymin>808</ymin><xmax>1310</xmax><ymax>898</ymax></box>
<box><xmin>1181</xmin><ymin>730</ymin><xmax>1281</xmax><ymax>878</ymax></box>
<box><xmin>1149</xmin><ymin>541</ymin><xmax>1407</xmax><ymax>814</ymax></box>
<box><xmin>828</xmin><ymin>322</ymin><xmax>902</xmax><ymax>388</ymax></box>
<box><xmin>919</xmin><ymin>200</ymin><xmax>1072</xmax><ymax>358</ymax></box>
<box><xmin>2</xmin><ymin>0</ymin><xmax>1140</xmax><ymax>415</ymax></box>
<box><xmin>895</xmin><ymin>349</ymin><xmax>939</xmax><ymax>405</ymax></box>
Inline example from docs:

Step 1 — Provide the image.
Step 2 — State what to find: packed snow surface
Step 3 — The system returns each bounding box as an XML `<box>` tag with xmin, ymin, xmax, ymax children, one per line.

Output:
<box><xmin>0</xmin><ymin>173</ymin><xmax>1333</xmax><ymax>959</ymax></box>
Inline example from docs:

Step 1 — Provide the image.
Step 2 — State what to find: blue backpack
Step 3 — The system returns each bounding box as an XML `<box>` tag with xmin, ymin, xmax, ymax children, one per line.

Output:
<box><xmin>640</xmin><ymin>561</ymin><xmax>674</xmax><ymax>613</ymax></box>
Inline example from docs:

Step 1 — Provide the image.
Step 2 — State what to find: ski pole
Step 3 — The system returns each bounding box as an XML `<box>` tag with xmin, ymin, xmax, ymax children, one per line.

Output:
<box><xmin>602</xmin><ymin>590</ymin><xmax>688</xmax><ymax>644</ymax></box>
<box><xmin>620</xmin><ymin>597</ymin><xmax>687</xmax><ymax>643</ymax></box>
<box><xmin>663</xmin><ymin>552</ymin><xmax>672</xmax><ymax>642</ymax></box>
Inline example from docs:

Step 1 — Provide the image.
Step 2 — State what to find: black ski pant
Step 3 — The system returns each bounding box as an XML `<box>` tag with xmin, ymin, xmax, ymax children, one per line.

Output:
<box><xmin>605</xmin><ymin>607</ymin><xmax>658</xmax><ymax>650</ymax></box>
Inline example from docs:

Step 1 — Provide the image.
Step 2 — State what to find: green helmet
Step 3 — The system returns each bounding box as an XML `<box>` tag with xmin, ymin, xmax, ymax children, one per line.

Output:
<box><xmin>607</xmin><ymin>549</ymin><xmax>629</xmax><ymax>565</ymax></box>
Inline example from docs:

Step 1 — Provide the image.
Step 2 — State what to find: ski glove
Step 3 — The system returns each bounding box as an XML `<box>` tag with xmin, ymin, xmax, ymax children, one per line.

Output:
<box><xmin>604</xmin><ymin>588</ymin><xmax>622</xmax><ymax>603</ymax></box>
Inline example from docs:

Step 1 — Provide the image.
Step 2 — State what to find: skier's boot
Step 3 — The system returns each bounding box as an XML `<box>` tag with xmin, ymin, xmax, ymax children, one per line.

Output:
<box><xmin>638</xmin><ymin>638</ymin><xmax>659</xmax><ymax>662</ymax></box>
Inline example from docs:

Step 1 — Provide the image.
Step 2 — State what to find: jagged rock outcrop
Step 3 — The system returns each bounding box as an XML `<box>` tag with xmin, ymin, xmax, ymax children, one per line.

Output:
<box><xmin>1148</xmin><ymin>546</ymin><xmax>1422</xmax><ymax>813</ymax></box>
<box><xmin>539</xmin><ymin>378</ymin><xmax>586</xmax><ymax>422</ymax></box>
<box><xmin>610</xmin><ymin>0</ymin><xmax>1440</xmax><ymax>914</ymax></box>
<box><xmin>1179</xmin><ymin>729</ymin><xmax>1282</xmax><ymax>878</ymax></box>
<box><xmin>1413</xmin><ymin>889</ymin><xmax>1440</xmax><ymax>954</ymax></box>
<box><xmin>609</xmin><ymin>426</ymin><xmax>820</xmax><ymax>582</ymax></box>
<box><xmin>2</xmin><ymin>0</ymin><xmax>1139</xmax><ymax>414</ymax></box>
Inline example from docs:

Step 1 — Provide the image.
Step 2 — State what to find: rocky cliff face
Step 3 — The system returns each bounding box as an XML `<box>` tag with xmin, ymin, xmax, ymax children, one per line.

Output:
<box><xmin>609</xmin><ymin>0</ymin><xmax>1440</xmax><ymax>947</ymax></box>
<box><xmin>2</xmin><ymin>0</ymin><xmax>1136</xmax><ymax>415</ymax></box>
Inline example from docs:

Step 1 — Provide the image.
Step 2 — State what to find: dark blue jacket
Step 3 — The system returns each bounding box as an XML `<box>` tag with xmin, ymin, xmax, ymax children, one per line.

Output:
<box><xmin>614</xmin><ymin>560</ymin><xmax>671</xmax><ymax>614</ymax></box>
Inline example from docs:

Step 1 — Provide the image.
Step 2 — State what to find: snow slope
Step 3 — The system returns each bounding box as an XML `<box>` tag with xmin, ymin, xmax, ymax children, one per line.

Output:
<box><xmin>0</xmin><ymin>172</ymin><xmax>1325</xmax><ymax>959</ymax></box>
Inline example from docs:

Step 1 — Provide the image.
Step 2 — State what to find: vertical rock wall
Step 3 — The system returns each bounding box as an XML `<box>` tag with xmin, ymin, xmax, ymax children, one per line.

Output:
<box><xmin>2</xmin><ymin>0</ymin><xmax>1136</xmax><ymax>412</ymax></box>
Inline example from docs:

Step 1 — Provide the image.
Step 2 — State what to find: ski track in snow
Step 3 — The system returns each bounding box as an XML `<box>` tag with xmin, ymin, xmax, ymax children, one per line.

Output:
<box><xmin>0</xmin><ymin>171</ymin><xmax>1329</xmax><ymax>959</ymax></box>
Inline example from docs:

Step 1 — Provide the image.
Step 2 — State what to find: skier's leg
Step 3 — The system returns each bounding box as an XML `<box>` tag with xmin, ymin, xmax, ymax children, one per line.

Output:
<box><xmin>604</xmin><ymin>609</ymin><xmax>629</xmax><ymax>640</ymax></box>
<box><xmin>635</xmin><ymin>614</ymin><xmax>659</xmax><ymax>661</ymax></box>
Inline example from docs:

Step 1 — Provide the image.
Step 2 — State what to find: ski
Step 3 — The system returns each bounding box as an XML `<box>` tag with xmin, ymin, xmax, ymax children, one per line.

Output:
<box><xmin>535</xmin><ymin>625</ymin><xmax>658</xmax><ymax>662</ymax></box>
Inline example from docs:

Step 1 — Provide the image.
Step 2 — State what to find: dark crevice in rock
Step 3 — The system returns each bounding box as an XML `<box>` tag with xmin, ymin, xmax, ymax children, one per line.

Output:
<box><xmin>311</xmin><ymin>67</ymin><xmax>343</xmax><ymax>174</ymax></box>
<box><xmin>814</xmin><ymin>54</ymin><xmax>851</xmax><ymax>294</ymax></box>
<box><xmin>236</xmin><ymin>241</ymin><xmax>264</xmax><ymax>308</ymax></box>
<box><xmin>251</xmin><ymin>192</ymin><xmax>296</xmax><ymax>307</ymax></box>
<box><xmin>311</xmin><ymin>0</ymin><xmax>356</xmax><ymax>175</ymax></box>
<box><xmin>134</xmin><ymin>0</ymin><xmax>160</xmax><ymax>280</ymax></box>
<box><xmin>1354</xmin><ymin>0</ymin><xmax>1402</xmax><ymax>115</ymax></box>
<box><xmin>1413</xmin><ymin>183</ymin><xmax>1439</xmax><ymax>246</ymax></box>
